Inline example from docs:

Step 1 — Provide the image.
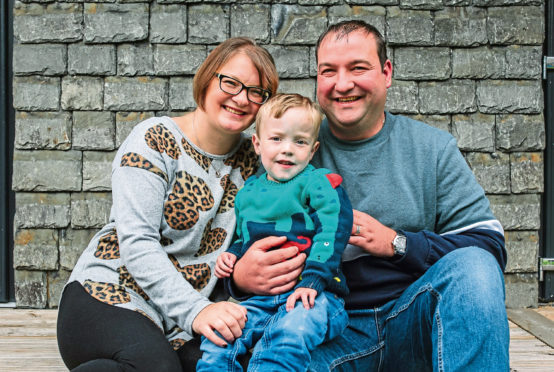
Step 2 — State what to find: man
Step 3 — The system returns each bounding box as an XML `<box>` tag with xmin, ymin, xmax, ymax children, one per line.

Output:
<box><xmin>232</xmin><ymin>20</ymin><xmax>508</xmax><ymax>371</ymax></box>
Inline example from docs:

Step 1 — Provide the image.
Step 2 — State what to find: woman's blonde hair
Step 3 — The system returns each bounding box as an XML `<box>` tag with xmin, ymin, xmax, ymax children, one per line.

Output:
<box><xmin>193</xmin><ymin>37</ymin><xmax>279</xmax><ymax>110</ymax></box>
<box><xmin>255</xmin><ymin>93</ymin><xmax>323</xmax><ymax>138</ymax></box>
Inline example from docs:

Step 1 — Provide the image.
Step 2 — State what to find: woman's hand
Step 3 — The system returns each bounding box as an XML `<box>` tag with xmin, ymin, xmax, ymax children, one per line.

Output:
<box><xmin>215</xmin><ymin>252</ymin><xmax>237</xmax><ymax>278</ymax></box>
<box><xmin>192</xmin><ymin>302</ymin><xmax>248</xmax><ymax>347</ymax></box>
<box><xmin>286</xmin><ymin>287</ymin><xmax>318</xmax><ymax>311</ymax></box>
<box><xmin>233</xmin><ymin>236</ymin><xmax>306</xmax><ymax>295</ymax></box>
<box><xmin>349</xmin><ymin>209</ymin><xmax>396</xmax><ymax>257</ymax></box>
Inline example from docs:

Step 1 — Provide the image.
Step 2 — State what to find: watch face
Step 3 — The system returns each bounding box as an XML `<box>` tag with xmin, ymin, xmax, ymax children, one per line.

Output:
<box><xmin>393</xmin><ymin>234</ymin><xmax>407</xmax><ymax>255</ymax></box>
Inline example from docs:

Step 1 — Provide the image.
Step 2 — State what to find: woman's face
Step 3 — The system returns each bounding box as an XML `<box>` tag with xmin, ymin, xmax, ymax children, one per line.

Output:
<box><xmin>202</xmin><ymin>53</ymin><xmax>264</xmax><ymax>136</ymax></box>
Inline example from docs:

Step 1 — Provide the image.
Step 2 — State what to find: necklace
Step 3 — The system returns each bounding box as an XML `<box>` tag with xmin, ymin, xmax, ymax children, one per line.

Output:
<box><xmin>191</xmin><ymin>111</ymin><xmax>224</xmax><ymax>178</ymax></box>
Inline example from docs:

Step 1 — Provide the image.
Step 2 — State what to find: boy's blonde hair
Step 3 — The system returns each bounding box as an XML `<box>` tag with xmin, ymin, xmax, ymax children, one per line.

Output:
<box><xmin>255</xmin><ymin>93</ymin><xmax>323</xmax><ymax>139</ymax></box>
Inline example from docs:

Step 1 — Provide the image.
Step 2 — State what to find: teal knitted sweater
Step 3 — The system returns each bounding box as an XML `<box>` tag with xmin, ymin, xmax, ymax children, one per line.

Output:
<box><xmin>227</xmin><ymin>164</ymin><xmax>353</xmax><ymax>296</ymax></box>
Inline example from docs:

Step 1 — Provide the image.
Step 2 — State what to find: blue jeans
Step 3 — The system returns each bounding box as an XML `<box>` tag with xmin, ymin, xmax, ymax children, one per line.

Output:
<box><xmin>309</xmin><ymin>247</ymin><xmax>509</xmax><ymax>371</ymax></box>
<box><xmin>198</xmin><ymin>290</ymin><xmax>348</xmax><ymax>372</ymax></box>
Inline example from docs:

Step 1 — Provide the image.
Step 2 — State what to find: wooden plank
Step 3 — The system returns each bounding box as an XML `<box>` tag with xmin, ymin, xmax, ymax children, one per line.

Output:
<box><xmin>508</xmin><ymin>308</ymin><xmax>554</xmax><ymax>348</ymax></box>
<box><xmin>0</xmin><ymin>310</ymin><xmax>553</xmax><ymax>371</ymax></box>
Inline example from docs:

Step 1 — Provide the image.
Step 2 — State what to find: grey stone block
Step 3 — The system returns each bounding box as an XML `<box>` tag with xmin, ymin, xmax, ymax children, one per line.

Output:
<box><xmin>477</xmin><ymin>80</ymin><xmax>543</xmax><ymax>114</ymax></box>
<box><xmin>116</xmin><ymin>112</ymin><xmax>156</xmax><ymax>147</ymax></box>
<box><xmin>347</xmin><ymin>0</ymin><xmax>396</xmax><ymax>4</ymax></box>
<box><xmin>419</xmin><ymin>80</ymin><xmax>476</xmax><ymax>114</ymax></box>
<box><xmin>394</xmin><ymin>47</ymin><xmax>450</xmax><ymax>80</ymax></box>
<box><xmin>47</xmin><ymin>269</ymin><xmax>71</xmax><ymax>308</ymax></box>
<box><xmin>505</xmin><ymin>231</ymin><xmax>539</xmax><ymax>273</ymax></box>
<box><xmin>15</xmin><ymin>111</ymin><xmax>71</xmax><ymax>150</ymax></box>
<box><xmin>61</xmin><ymin>76</ymin><xmax>103</xmax><ymax>110</ymax></box>
<box><xmin>451</xmin><ymin>113</ymin><xmax>495</xmax><ymax>152</ymax></box>
<box><xmin>15</xmin><ymin>193</ymin><xmax>71</xmax><ymax>229</ymax></box>
<box><xmin>84</xmin><ymin>3</ymin><xmax>149</xmax><ymax>43</ymax></box>
<box><xmin>299</xmin><ymin>0</ymin><xmax>342</xmax><ymax>5</ymax></box>
<box><xmin>505</xmin><ymin>46</ymin><xmax>542</xmax><ymax>79</ymax></box>
<box><xmin>277</xmin><ymin>79</ymin><xmax>316</xmax><ymax>101</ymax></box>
<box><xmin>60</xmin><ymin>228</ymin><xmax>99</xmax><ymax>271</ymax></box>
<box><xmin>83</xmin><ymin>151</ymin><xmax>117</xmax><ymax>191</ymax></box>
<box><xmin>68</xmin><ymin>44</ymin><xmax>116</xmax><ymax>76</ymax></box>
<box><xmin>386</xmin><ymin>7</ymin><xmax>433</xmax><ymax>45</ymax></box>
<box><xmin>104</xmin><ymin>77</ymin><xmax>167</xmax><ymax>111</ymax></box>
<box><xmin>13</xmin><ymin>229</ymin><xmax>58</xmax><ymax>270</ymax></box>
<box><xmin>505</xmin><ymin>273</ymin><xmax>538</xmax><ymax>308</ymax></box>
<box><xmin>404</xmin><ymin>114</ymin><xmax>451</xmax><ymax>133</ymax></box>
<box><xmin>452</xmin><ymin>47</ymin><xmax>505</xmax><ymax>79</ymax></box>
<box><xmin>488</xmin><ymin>194</ymin><xmax>541</xmax><ymax>230</ymax></box>
<box><xmin>15</xmin><ymin>270</ymin><xmax>47</xmax><ymax>308</ymax></box>
<box><xmin>72</xmin><ymin>111</ymin><xmax>115</xmax><ymax>150</ymax></box>
<box><xmin>71</xmin><ymin>192</ymin><xmax>113</xmax><ymax>229</ymax></box>
<box><xmin>154</xmin><ymin>44</ymin><xmax>207</xmax><ymax>75</ymax></box>
<box><xmin>510</xmin><ymin>152</ymin><xmax>544</xmax><ymax>193</ymax></box>
<box><xmin>271</xmin><ymin>5</ymin><xmax>327</xmax><ymax>45</ymax></box>
<box><xmin>265</xmin><ymin>46</ymin><xmax>310</xmax><ymax>79</ymax></box>
<box><xmin>435</xmin><ymin>7</ymin><xmax>487</xmax><ymax>46</ymax></box>
<box><xmin>230</xmin><ymin>4</ymin><xmax>270</xmax><ymax>42</ymax></box>
<box><xmin>12</xmin><ymin>76</ymin><xmax>60</xmax><ymax>111</ymax></box>
<box><xmin>117</xmin><ymin>44</ymin><xmax>155</xmax><ymax>76</ymax></box>
<box><xmin>327</xmin><ymin>5</ymin><xmax>386</xmax><ymax>34</ymax></box>
<box><xmin>398</xmin><ymin>0</ymin><xmax>444</xmax><ymax>10</ymax></box>
<box><xmin>487</xmin><ymin>6</ymin><xmax>544</xmax><ymax>45</ymax></box>
<box><xmin>13</xmin><ymin>43</ymin><xmax>66</xmax><ymax>76</ymax></box>
<box><xmin>385</xmin><ymin>80</ymin><xmax>418</xmax><ymax>114</ymax></box>
<box><xmin>150</xmin><ymin>2</ymin><xmax>187</xmax><ymax>43</ymax></box>
<box><xmin>465</xmin><ymin>152</ymin><xmax>510</xmax><ymax>194</ymax></box>
<box><xmin>13</xmin><ymin>2</ymin><xmax>83</xmax><ymax>43</ymax></box>
<box><xmin>12</xmin><ymin>150</ymin><xmax>82</xmax><ymax>192</ymax></box>
<box><xmin>189</xmin><ymin>4</ymin><xmax>229</xmax><ymax>44</ymax></box>
<box><xmin>496</xmin><ymin>114</ymin><xmax>545</xmax><ymax>152</ymax></box>
<box><xmin>169</xmin><ymin>77</ymin><xmax>196</xmax><ymax>111</ymax></box>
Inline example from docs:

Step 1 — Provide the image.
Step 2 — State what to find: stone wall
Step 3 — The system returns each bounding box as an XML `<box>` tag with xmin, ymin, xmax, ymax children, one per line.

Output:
<box><xmin>11</xmin><ymin>0</ymin><xmax>545</xmax><ymax>308</ymax></box>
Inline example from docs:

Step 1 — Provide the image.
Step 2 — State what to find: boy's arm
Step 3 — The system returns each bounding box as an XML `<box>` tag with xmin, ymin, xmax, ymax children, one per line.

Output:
<box><xmin>295</xmin><ymin>172</ymin><xmax>353</xmax><ymax>295</ymax></box>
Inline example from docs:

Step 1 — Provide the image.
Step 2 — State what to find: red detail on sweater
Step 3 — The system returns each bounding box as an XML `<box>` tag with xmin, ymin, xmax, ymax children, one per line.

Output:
<box><xmin>326</xmin><ymin>173</ymin><xmax>343</xmax><ymax>189</ymax></box>
<box><xmin>281</xmin><ymin>236</ymin><xmax>311</xmax><ymax>252</ymax></box>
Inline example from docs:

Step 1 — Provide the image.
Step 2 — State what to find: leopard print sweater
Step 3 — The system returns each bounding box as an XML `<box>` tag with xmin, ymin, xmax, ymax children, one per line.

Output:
<box><xmin>67</xmin><ymin>116</ymin><xmax>258</xmax><ymax>348</ymax></box>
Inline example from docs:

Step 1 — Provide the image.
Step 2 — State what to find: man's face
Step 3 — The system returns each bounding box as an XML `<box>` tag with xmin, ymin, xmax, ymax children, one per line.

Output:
<box><xmin>316</xmin><ymin>30</ymin><xmax>392</xmax><ymax>140</ymax></box>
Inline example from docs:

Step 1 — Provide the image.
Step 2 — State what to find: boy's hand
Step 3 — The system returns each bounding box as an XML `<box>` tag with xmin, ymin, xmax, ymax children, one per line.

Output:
<box><xmin>215</xmin><ymin>252</ymin><xmax>237</xmax><ymax>278</ymax></box>
<box><xmin>286</xmin><ymin>287</ymin><xmax>318</xmax><ymax>311</ymax></box>
<box><xmin>192</xmin><ymin>302</ymin><xmax>247</xmax><ymax>347</ymax></box>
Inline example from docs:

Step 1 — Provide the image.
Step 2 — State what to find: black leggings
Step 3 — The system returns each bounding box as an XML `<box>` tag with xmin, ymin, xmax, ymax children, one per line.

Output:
<box><xmin>57</xmin><ymin>281</ymin><xmax>202</xmax><ymax>372</ymax></box>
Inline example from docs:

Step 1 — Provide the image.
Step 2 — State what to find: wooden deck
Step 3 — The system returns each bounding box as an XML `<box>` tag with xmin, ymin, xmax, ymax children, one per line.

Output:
<box><xmin>0</xmin><ymin>308</ymin><xmax>553</xmax><ymax>371</ymax></box>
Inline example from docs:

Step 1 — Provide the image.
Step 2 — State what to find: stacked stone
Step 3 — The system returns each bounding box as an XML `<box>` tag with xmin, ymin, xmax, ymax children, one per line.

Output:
<box><xmin>11</xmin><ymin>0</ymin><xmax>545</xmax><ymax>308</ymax></box>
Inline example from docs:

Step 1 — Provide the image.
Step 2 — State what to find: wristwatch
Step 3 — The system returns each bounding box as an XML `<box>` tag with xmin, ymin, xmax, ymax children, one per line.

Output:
<box><xmin>392</xmin><ymin>231</ymin><xmax>407</xmax><ymax>258</ymax></box>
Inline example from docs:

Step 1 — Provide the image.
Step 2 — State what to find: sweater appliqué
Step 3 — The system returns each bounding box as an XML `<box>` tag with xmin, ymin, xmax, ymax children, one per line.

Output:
<box><xmin>120</xmin><ymin>152</ymin><xmax>168</xmax><ymax>183</ymax></box>
<box><xmin>195</xmin><ymin>218</ymin><xmax>227</xmax><ymax>257</ymax></box>
<box><xmin>216</xmin><ymin>174</ymin><xmax>239</xmax><ymax>215</ymax></box>
<box><xmin>224</xmin><ymin>140</ymin><xmax>259</xmax><ymax>180</ymax></box>
<box><xmin>169</xmin><ymin>255</ymin><xmax>211</xmax><ymax>291</ymax></box>
<box><xmin>164</xmin><ymin>171</ymin><xmax>214</xmax><ymax>230</ymax></box>
<box><xmin>145</xmin><ymin>123</ymin><xmax>182</xmax><ymax>160</ymax></box>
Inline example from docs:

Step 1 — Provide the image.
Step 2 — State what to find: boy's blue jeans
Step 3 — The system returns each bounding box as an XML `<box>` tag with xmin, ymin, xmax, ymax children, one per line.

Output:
<box><xmin>197</xmin><ymin>290</ymin><xmax>348</xmax><ymax>372</ymax></box>
<box><xmin>309</xmin><ymin>247</ymin><xmax>510</xmax><ymax>371</ymax></box>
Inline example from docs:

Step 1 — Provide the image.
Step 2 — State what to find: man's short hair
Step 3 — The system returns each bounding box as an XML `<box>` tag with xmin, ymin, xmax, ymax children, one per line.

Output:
<box><xmin>255</xmin><ymin>93</ymin><xmax>323</xmax><ymax>139</ymax></box>
<box><xmin>193</xmin><ymin>37</ymin><xmax>279</xmax><ymax>111</ymax></box>
<box><xmin>316</xmin><ymin>20</ymin><xmax>387</xmax><ymax>70</ymax></box>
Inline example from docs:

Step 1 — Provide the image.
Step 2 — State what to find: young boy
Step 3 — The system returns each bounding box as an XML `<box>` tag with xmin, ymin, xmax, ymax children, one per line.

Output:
<box><xmin>197</xmin><ymin>93</ymin><xmax>353</xmax><ymax>371</ymax></box>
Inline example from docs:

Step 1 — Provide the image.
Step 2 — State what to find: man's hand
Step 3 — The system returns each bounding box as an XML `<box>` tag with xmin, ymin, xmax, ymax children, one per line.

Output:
<box><xmin>233</xmin><ymin>236</ymin><xmax>306</xmax><ymax>295</ymax></box>
<box><xmin>215</xmin><ymin>252</ymin><xmax>237</xmax><ymax>278</ymax></box>
<box><xmin>286</xmin><ymin>287</ymin><xmax>318</xmax><ymax>311</ymax></box>
<box><xmin>192</xmin><ymin>302</ymin><xmax>247</xmax><ymax>347</ymax></box>
<box><xmin>349</xmin><ymin>209</ymin><xmax>397</xmax><ymax>257</ymax></box>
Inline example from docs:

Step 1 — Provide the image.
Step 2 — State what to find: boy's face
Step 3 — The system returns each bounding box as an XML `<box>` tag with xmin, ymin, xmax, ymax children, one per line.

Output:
<box><xmin>252</xmin><ymin>106</ymin><xmax>320</xmax><ymax>183</ymax></box>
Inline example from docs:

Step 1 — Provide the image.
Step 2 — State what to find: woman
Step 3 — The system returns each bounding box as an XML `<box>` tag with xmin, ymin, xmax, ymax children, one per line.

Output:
<box><xmin>57</xmin><ymin>37</ymin><xmax>282</xmax><ymax>371</ymax></box>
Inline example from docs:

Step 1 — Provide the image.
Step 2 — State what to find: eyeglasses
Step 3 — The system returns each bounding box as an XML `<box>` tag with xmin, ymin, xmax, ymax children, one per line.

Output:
<box><xmin>214</xmin><ymin>73</ymin><xmax>271</xmax><ymax>105</ymax></box>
